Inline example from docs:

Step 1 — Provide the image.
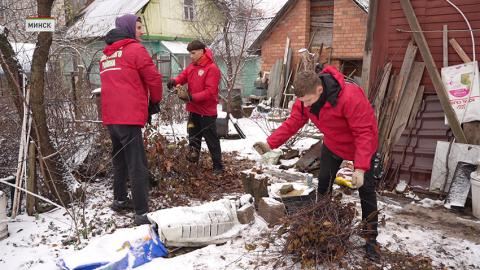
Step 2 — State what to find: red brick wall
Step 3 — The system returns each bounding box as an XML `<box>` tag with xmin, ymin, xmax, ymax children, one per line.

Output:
<box><xmin>332</xmin><ymin>0</ymin><xmax>367</xmax><ymax>59</ymax></box>
<box><xmin>260</xmin><ymin>0</ymin><xmax>310</xmax><ymax>72</ymax></box>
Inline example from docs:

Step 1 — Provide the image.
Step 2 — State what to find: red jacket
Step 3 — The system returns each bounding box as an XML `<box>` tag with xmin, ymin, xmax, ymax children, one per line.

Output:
<box><xmin>267</xmin><ymin>66</ymin><xmax>378</xmax><ymax>171</ymax></box>
<box><xmin>100</xmin><ymin>39</ymin><xmax>163</xmax><ymax>126</ymax></box>
<box><xmin>172</xmin><ymin>48</ymin><xmax>220</xmax><ymax>116</ymax></box>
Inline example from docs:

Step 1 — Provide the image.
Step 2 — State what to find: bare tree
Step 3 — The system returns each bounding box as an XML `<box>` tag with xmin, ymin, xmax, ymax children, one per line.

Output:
<box><xmin>191</xmin><ymin>0</ymin><xmax>266</xmax><ymax>113</ymax></box>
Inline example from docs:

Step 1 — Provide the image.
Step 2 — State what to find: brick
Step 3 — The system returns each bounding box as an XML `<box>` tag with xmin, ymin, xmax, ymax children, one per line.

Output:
<box><xmin>257</xmin><ymin>197</ymin><xmax>285</xmax><ymax>225</ymax></box>
<box><xmin>236</xmin><ymin>204</ymin><xmax>255</xmax><ymax>224</ymax></box>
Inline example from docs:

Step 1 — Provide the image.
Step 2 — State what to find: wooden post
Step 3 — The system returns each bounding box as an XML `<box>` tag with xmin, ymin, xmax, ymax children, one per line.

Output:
<box><xmin>400</xmin><ymin>0</ymin><xmax>467</xmax><ymax>144</ymax></box>
<box><xmin>26</xmin><ymin>141</ymin><xmax>37</xmax><ymax>216</ymax></box>
<box><xmin>443</xmin><ymin>25</ymin><xmax>448</xmax><ymax>67</ymax></box>
<box><xmin>361</xmin><ymin>0</ymin><xmax>378</xmax><ymax>95</ymax></box>
<box><xmin>449</xmin><ymin>38</ymin><xmax>472</xmax><ymax>63</ymax></box>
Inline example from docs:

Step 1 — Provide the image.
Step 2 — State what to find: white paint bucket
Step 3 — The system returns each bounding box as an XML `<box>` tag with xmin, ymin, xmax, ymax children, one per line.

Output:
<box><xmin>0</xmin><ymin>190</ymin><xmax>8</xmax><ymax>240</ymax></box>
<box><xmin>471</xmin><ymin>171</ymin><xmax>480</xmax><ymax>219</ymax></box>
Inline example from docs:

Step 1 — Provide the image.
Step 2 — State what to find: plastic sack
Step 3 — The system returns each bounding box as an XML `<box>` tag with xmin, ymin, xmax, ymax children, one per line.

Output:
<box><xmin>442</xmin><ymin>61</ymin><xmax>480</xmax><ymax>124</ymax></box>
<box><xmin>58</xmin><ymin>225</ymin><xmax>168</xmax><ymax>270</ymax></box>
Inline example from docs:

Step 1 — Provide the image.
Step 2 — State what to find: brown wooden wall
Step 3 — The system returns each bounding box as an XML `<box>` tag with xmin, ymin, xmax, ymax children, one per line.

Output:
<box><xmin>370</xmin><ymin>0</ymin><xmax>480</xmax><ymax>189</ymax></box>
<box><xmin>371</xmin><ymin>0</ymin><xmax>480</xmax><ymax>94</ymax></box>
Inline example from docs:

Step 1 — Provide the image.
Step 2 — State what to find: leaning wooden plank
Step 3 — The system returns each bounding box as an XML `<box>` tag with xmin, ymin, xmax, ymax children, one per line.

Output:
<box><xmin>443</xmin><ymin>25</ymin><xmax>448</xmax><ymax>67</ymax></box>
<box><xmin>374</xmin><ymin>62</ymin><xmax>393</xmax><ymax>118</ymax></box>
<box><xmin>407</xmin><ymin>85</ymin><xmax>425</xmax><ymax>129</ymax></box>
<box><xmin>400</xmin><ymin>0</ymin><xmax>467</xmax><ymax>144</ymax></box>
<box><xmin>449</xmin><ymin>38</ymin><xmax>472</xmax><ymax>63</ymax></box>
<box><xmin>361</xmin><ymin>0</ymin><xmax>379</xmax><ymax>94</ymax></box>
<box><xmin>378</xmin><ymin>74</ymin><xmax>397</xmax><ymax>150</ymax></box>
<box><xmin>383</xmin><ymin>40</ymin><xmax>417</xmax><ymax>140</ymax></box>
<box><xmin>399</xmin><ymin>40</ymin><xmax>418</xmax><ymax>94</ymax></box>
<box><xmin>390</xmin><ymin>62</ymin><xmax>426</xmax><ymax>145</ymax></box>
<box><xmin>384</xmin><ymin>73</ymin><xmax>405</xmax><ymax>144</ymax></box>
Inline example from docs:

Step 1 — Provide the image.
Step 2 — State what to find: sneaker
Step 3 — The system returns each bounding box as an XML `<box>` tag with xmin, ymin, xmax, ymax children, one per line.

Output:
<box><xmin>365</xmin><ymin>239</ymin><xmax>381</xmax><ymax>262</ymax></box>
<box><xmin>134</xmin><ymin>214</ymin><xmax>151</xmax><ymax>226</ymax></box>
<box><xmin>110</xmin><ymin>199</ymin><xmax>134</xmax><ymax>213</ymax></box>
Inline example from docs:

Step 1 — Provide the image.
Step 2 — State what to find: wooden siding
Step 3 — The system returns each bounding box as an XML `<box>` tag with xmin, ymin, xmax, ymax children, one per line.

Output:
<box><xmin>370</xmin><ymin>0</ymin><xmax>480</xmax><ymax>189</ymax></box>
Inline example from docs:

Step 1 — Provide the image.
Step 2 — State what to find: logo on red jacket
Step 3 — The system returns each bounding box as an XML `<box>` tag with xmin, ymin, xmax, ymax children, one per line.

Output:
<box><xmin>198</xmin><ymin>69</ymin><xmax>205</xmax><ymax>76</ymax></box>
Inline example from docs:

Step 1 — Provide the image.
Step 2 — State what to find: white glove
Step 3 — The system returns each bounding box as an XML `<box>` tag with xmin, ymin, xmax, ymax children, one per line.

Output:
<box><xmin>351</xmin><ymin>169</ymin><xmax>365</xmax><ymax>189</ymax></box>
<box><xmin>253</xmin><ymin>141</ymin><xmax>271</xmax><ymax>155</ymax></box>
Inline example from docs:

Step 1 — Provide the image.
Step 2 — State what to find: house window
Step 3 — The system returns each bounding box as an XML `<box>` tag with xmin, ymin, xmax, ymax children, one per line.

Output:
<box><xmin>183</xmin><ymin>0</ymin><xmax>194</xmax><ymax>21</ymax></box>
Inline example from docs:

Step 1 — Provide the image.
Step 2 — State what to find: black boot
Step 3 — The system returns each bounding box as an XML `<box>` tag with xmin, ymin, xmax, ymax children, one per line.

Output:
<box><xmin>134</xmin><ymin>213</ymin><xmax>151</xmax><ymax>226</ymax></box>
<box><xmin>110</xmin><ymin>199</ymin><xmax>134</xmax><ymax>213</ymax></box>
<box><xmin>365</xmin><ymin>239</ymin><xmax>381</xmax><ymax>262</ymax></box>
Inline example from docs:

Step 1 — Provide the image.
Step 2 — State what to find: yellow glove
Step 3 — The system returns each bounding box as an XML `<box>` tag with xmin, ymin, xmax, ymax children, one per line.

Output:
<box><xmin>334</xmin><ymin>176</ymin><xmax>353</xmax><ymax>188</ymax></box>
<box><xmin>351</xmin><ymin>169</ymin><xmax>364</xmax><ymax>189</ymax></box>
<box><xmin>253</xmin><ymin>141</ymin><xmax>271</xmax><ymax>155</ymax></box>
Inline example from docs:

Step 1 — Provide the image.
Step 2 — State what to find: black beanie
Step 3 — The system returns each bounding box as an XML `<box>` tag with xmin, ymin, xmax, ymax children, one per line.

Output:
<box><xmin>187</xmin><ymin>40</ymin><xmax>206</xmax><ymax>51</ymax></box>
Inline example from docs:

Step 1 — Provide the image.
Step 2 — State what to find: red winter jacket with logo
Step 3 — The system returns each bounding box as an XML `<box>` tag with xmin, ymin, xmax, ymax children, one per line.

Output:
<box><xmin>100</xmin><ymin>38</ymin><xmax>163</xmax><ymax>126</ymax></box>
<box><xmin>267</xmin><ymin>66</ymin><xmax>378</xmax><ymax>171</ymax></box>
<box><xmin>172</xmin><ymin>48</ymin><xmax>220</xmax><ymax>116</ymax></box>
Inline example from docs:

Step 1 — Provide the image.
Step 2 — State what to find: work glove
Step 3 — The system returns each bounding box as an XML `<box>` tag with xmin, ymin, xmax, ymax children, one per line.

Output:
<box><xmin>177</xmin><ymin>86</ymin><xmax>192</xmax><ymax>102</ymax></box>
<box><xmin>167</xmin><ymin>79</ymin><xmax>176</xmax><ymax>90</ymax></box>
<box><xmin>147</xmin><ymin>102</ymin><xmax>160</xmax><ymax>125</ymax></box>
<box><xmin>253</xmin><ymin>141</ymin><xmax>271</xmax><ymax>155</ymax></box>
<box><xmin>351</xmin><ymin>169</ymin><xmax>365</xmax><ymax>189</ymax></box>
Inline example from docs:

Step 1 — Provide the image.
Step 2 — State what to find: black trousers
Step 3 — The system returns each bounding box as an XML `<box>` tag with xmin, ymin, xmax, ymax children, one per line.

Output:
<box><xmin>107</xmin><ymin>125</ymin><xmax>149</xmax><ymax>215</ymax></box>
<box><xmin>317</xmin><ymin>145</ymin><xmax>378</xmax><ymax>239</ymax></box>
<box><xmin>187</xmin><ymin>112</ymin><xmax>223</xmax><ymax>170</ymax></box>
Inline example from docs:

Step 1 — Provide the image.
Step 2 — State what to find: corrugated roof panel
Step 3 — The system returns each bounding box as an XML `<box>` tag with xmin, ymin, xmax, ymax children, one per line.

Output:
<box><xmin>66</xmin><ymin>0</ymin><xmax>149</xmax><ymax>39</ymax></box>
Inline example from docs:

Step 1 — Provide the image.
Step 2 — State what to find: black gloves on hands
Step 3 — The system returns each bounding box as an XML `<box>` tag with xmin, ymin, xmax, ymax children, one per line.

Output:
<box><xmin>167</xmin><ymin>79</ymin><xmax>176</xmax><ymax>90</ymax></box>
<box><xmin>147</xmin><ymin>102</ymin><xmax>161</xmax><ymax>125</ymax></box>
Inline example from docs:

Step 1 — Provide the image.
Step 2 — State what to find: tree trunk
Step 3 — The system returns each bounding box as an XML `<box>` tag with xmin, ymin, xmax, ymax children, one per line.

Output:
<box><xmin>30</xmin><ymin>0</ymin><xmax>72</xmax><ymax>205</ymax></box>
<box><xmin>0</xmin><ymin>27</ymin><xmax>24</xmax><ymax>119</ymax></box>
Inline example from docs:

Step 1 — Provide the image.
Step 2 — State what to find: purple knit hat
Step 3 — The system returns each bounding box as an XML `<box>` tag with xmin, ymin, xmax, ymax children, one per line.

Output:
<box><xmin>115</xmin><ymin>14</ymin><xmax>139</xmax><ymax>38</ymax></box>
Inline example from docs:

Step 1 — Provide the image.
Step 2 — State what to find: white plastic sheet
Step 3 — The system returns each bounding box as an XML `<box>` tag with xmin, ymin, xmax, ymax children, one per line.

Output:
<box><xmin>148</xmin><ymin>199</ymin><xmax>241</xmax><ymax>247</ymax></box>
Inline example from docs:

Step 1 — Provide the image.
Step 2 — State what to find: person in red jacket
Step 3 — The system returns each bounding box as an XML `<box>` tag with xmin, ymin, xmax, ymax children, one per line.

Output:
<box><xmin>100</xmin><ymin>14</ymin><xmax>163</xmax><ymax>225</ymax></box>
<box><xmin>167</xmin><ymin>40</ymin><xmax>223</xmax><ymax>173</ymax></box>
<box><xmin>254</xmin><ymin>67</ymin><xmax>380</xmax><ymax>261</ymax></box>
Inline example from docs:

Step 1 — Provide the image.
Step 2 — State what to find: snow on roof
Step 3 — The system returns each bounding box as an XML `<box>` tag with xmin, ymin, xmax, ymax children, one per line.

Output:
<box><xmin>66</xmin><ymin>0</ymin><xmax>149</xmax><ymax>39</ymax></box>
<box><xmin>258</xmin><ymin>0</ymin><xmax>289</xmax><ymax>17</ymax></box>
<box><xmin>161</xmin><ymin>41</ymin><xmax>189</xmax><ymax>55</ymax></box>
<box><xmin>353</xmin><ymin>0</ymin><xmax>369</xmax><ymax>12</ymax></box>
<box><xmin>0</xmin><ymin>42</ymin><xmax>36</xmax><ymax>72</ymax></box>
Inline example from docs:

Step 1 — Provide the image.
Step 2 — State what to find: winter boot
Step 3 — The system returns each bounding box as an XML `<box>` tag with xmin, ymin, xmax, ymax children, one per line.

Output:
<box><xmin>134</xmin><ymin>213</ymin><xmax>151</xmax><ymax>226</ymax></box>
<box><xmin>365</xmin><ymin>239</ymin><xmax>381</xmax><ymax>262</ymax></box>
<box><xmin>110</xmin><ymin>199</ymin><xmax>134</xmax><ymax>213</ymax></box>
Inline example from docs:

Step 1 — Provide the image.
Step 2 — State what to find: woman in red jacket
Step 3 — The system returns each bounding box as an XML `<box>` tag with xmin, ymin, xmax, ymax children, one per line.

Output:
<box><xmin>254</xmin><ymin>67</ymin><xmax>380</xmax><ymax>261</ymax></box>
<box><xmin>167</xmin><ymin>40</ymin><xmax>223</xmax><ymax>174</ymax></box>
<box><xmin>100</xmin><ymin>14</ymin><xmax>163</xmax><ymax>225</ymax></box>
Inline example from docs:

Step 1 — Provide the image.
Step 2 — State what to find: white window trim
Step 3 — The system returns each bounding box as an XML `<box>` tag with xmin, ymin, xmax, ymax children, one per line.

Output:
<box><xmin>183</xmin><ymin>0</ymin><xmax>195</xmax><ymax>21</ymax></box>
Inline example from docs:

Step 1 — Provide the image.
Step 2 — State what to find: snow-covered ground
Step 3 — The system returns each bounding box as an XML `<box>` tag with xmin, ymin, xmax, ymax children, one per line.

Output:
<box><xmin>1</xmin><ymin>113</ymin><xmax>480</xmax><ymax>270</ymax></box>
